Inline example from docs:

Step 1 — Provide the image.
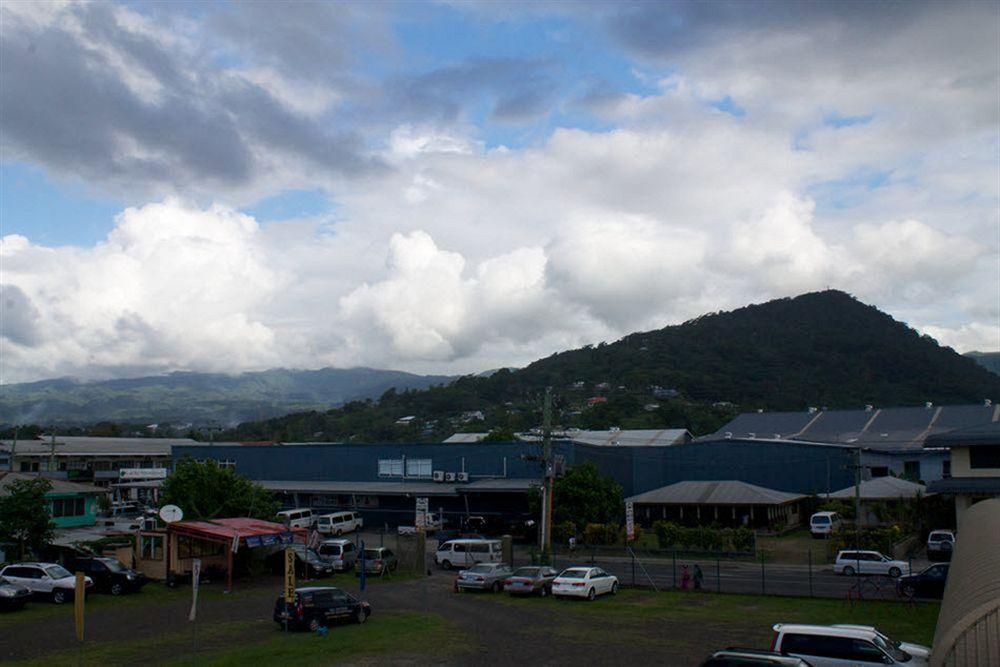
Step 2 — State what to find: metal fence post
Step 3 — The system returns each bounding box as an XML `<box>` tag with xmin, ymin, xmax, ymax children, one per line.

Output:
<box><xmin>716</xmin><ymin>553</ymin><xmax>720</xmax><ymax>593</ymax></box>
<box><xmin>760</xmin><ymin>553</ymin><xmax>766</xmax><ymax>595</ymax></box>
<box><xmin>672</xmin><ymin>550</ymin><xmax>677</xmax><ymax>588</ymax></box>
<box><xmin>808</xmin><ymin>548</ymin><xmax>814</xmax><ymax>598</ymax></box>
<box><xmin>631</xmin><ymin>548</ymin><xmax>636</xmax><ymax>588</ymax></box>
<box><xmin>590</xmin><ymin>546</ymin><xmax>595</xmax><ymax>566</ymax></box>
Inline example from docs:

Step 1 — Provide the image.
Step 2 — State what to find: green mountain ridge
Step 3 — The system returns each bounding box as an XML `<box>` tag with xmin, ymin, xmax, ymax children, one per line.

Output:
<box><xmin>0</xmin><ymin>368</ymin><xmax>454</xmax><ymax>426</ymax></box>
<box><xmin>222</xmin><ymin>290</ymin><xmax>1000</xmax><ymax>443</ymax></box>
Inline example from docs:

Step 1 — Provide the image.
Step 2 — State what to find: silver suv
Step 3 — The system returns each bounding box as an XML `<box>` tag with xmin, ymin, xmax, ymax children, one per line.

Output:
<box><xmin>771</xmin><ymin>624</ymin><xmax>929</xmax><ymax>666</ymax></box>
<box><xmin>317</xmin><ymin>539</ymin><xmax>358</xmax><ymax>571</ymax></box>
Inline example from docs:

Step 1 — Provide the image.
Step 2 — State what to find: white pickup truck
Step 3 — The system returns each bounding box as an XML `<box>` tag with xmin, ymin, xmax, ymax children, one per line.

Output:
<box><xmin>398</xmin><ymin>513</ymin><xmax>444</xmax><ymax>535</ymax></box>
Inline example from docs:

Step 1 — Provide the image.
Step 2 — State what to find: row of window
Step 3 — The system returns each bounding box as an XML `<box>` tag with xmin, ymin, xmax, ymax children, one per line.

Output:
<box><xmin>18</xmin><ymin>459</ymin><xmax>168</xmax><ymax>473</ymax></box>
<box><xmin>377</xmin><ymin>458</ymin><xmax>432</xmax><ymax>478</ymax></box>
<box><xmin>51</xmin><ymin>497</ymin><xmax>87</xmax><ymax>518</ymax></box>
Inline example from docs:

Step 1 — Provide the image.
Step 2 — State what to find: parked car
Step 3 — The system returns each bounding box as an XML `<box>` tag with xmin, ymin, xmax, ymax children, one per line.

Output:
<box><xmin>552</xmin><ymin>566</ymin><xmax>618</xmax><ymax>601</ymax></box>
<box><xmin>504</xmin><ymin>566</ymin><xmax>559</xmax><ymax>597</ymax></box>
<box><xmin>455</xmin><ymin>563</ymin><xmax>513</xmax><ymax>593</ymax></box>
<box><xmin>897</xmin><ymin>563</ymin><xmax>949</xmax><ymax>599</ymax></box>
<box><xmin>0</xmin><ymin>563</ymin><xmax>93</xmax><ymax>604</ymax></box>
<box><xmin>435</xmin><ymin>539</ymin><xmax>502</xmax><ymax>569</ymax></box>
<box><xmin>771</xmin><ymin>623</ymin><xmax>929</xmax><ymax>666</ymax></box>
<box><xmin>317</xmin><ymin>539</ymin><xmax>358</xmax><ymax>571</ymax></box>
<box><xmin>0</xmin><ymin>576</ymin><xmax>32</xmax><ymax>611</ymax></box>
<box><xmin>276</xmin><ymin>508</ymin><xmax>314</xmax><ymax>530</ymax></box>
<box><xmin>398</xmin><ymin>512</ymin><xmax>445</xmax><ymax>535</ymax></box>
<box><xmin>357</xmin><ymin>547</ymin><xmax>397</xmax><ymax>576</ymax></box>
<box><xmin>273</xmin><ymin>586</ymin><xmax>371</xmax><ymax>631</ymax></box>
<box><xmin>926</xmin><ymin>530</ymin><xmax>955</xmax><ymax>560</ymax></box>
<box><xmin>270</xmin><ymin>545</ymin><xmax>335</xmax><ymax>578</ymax></box>
<box><xmin>809</xmin><ymin>511</ymin><xmax>842</xmax><ymax>538</ymax></box>
<box><xmin>701</xmin><ymin>648</ymin><xmax>813</xmax><ymax>666</ymax></box>
<box><xmin>71</xmin><ymin>557</ymin><xmax>147</xmax><ymax>596</ymax></box>
<box><xmin>435</xmin><ymin>530</ymin><xmax>487</xmax><ymax>547</ymax></box>
<box><xmin>833</xmin><ymin>550</ymin><xmax>909</xmax><ymax>578</ymax></box>
<box><xmin>315</xmin><ymin>511</ymin><xmax>363</xmax><ymax>536</ymax></box>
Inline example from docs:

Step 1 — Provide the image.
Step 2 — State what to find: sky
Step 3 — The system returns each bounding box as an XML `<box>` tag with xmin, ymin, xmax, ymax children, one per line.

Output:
<box><xmin>0</xmin><ymin>0</ymin><xmax>998</xmax><ymax>384</ymax></box>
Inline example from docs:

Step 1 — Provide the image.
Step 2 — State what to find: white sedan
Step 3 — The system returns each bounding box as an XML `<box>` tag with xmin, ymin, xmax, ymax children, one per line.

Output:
<box><xmin>552</xmin><ymin>566</ymin><xmax>618</xmax><ymax>601</ymax></box>
<box><xmin>834</xmin><ymin>550</ymin><xmax>910</xmax><ymax>578</ymax></box>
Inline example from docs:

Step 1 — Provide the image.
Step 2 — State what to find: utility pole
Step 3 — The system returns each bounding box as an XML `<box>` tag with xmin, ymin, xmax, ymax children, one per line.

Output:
<box><xmin>542</xmin><ymin>387</ymin><xmax>554</xmax><ymax>554</ymax></box>
<box><xmin>49</xmin><ymin>432</ymin><xmax>57</xmax><ymax>473</ymax></box>
<box><xmin>854</xmin><ymin>447</ymin><xmax>863</xmax><ymax>549</ymax></box>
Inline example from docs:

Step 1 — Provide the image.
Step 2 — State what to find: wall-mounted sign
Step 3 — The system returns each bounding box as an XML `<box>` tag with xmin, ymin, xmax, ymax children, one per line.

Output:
<box><xmin>119</xmin><ymin>468</ymin><xmax>168</xmax><ymax>480</ymax></box>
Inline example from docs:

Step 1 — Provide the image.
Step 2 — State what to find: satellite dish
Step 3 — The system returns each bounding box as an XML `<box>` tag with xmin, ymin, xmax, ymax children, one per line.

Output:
<box><xmin>159</xmin><ymin>504</ymin><xmax>184</xmax><ymax>523</ymax></box>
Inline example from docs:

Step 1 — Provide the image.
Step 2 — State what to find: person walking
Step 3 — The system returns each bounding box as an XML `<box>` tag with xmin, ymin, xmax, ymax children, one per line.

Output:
<box><xmin>680</xmin><ymin>564</ymin><xmax>691</xmax><ymax>590</ymax></box>
<box><xmin>693</xmin><ymin>564</ymin><xmax>703</xmax><ymax>590</ymax></box>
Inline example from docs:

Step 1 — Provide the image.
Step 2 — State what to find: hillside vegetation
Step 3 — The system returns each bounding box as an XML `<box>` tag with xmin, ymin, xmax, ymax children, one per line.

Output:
<box><xmin>221</xmin><ymin>290</ymin><xmax>1000</xmax><ymax>443</ymax></box>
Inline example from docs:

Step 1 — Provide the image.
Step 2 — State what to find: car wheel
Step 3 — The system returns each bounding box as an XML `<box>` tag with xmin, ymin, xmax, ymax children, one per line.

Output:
<box><xmin>308</xmin><ymin>617</ymin><xmax>324</xmax><ymax>633</ymax></box>
<box><xmin>52</xmin><ymin>590</ymin><xmax>67</xmax><ymax>604</ymax></box>
<box><xmin>110</xmin><ymin>582</ymin><xmax>124</xmax><ymax>596</ymax></box>
<box><xmin>902</xmin><ymin>584</ymin><xmax>916</xmax><ymax>598</ymax></box>
<box><xmin>441</xmin><ymin>560</ymin><xmax>452</xmax><ymax>570</ymax></box>
<box><xmin>539</xmin><ymin>586</ymin><xmax>547</xmax><ymax>597</ymax></box>
<box><xmin>889</xmin><ymin>567</ymin><xmax>902</xmax><ymax>578</ymax></box>
<box><xmin>356</xmin><ymin>608</ymin><xmax>367</xmax><ymax>624</ymax></box>
<box><xmin>843</xmin><ymin>566</ymin><xmax>856</xmax><ymax>577</ymax></box>
<box><xmin>611</xmin><ymin>582</ymin><xmax>619</xmax><ymax>595</ymax></box>
<box><xmin>587</xmin><ymin>587</ymin><xmax>596</xmax><ymax>601</ymax></box>
<box><xmin>491</xmin><ymin>581</ymin><xmax>501</xmax><ymax>593</ymax></box>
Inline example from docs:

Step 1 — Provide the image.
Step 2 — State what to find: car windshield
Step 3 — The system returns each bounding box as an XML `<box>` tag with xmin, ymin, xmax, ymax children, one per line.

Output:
<box><xmin>812</xmin><ymin>516</ymin><xmax>830</xmax><ymax>523</ymax></box>
<box><xmin>100</xmin><ymin>559</ymin><xmax>128</xmax><ymax>572</ymax></box>
<box><xmin>513</xmin><ymin>567</ymin><xmax>540</xmax><ymax>577</ymax></box>
<box><xmin>45</xmin><ymin>565</ymin><xmax>71</xmax><ymax>579</ymax></box>
<box><xmin>468</xmin><ymin>565</ymin><xmax>493</xmax><ymax>574</ymax></box>
<box><xmin>559</xmin><ymin>570</ymin><xmax>588</xmax><ymax>579</ymax></box>
<box><xmin>873</xmin><ymin>634</ymin><xmax>910</xmax><ymax>662</ymax></box>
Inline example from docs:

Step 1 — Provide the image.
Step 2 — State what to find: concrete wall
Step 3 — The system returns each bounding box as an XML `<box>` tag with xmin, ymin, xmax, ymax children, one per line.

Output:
<box><xmin>950</xmin><ymin>447</ymin><xmax>1000</xmax><ymax>478</ymax></box>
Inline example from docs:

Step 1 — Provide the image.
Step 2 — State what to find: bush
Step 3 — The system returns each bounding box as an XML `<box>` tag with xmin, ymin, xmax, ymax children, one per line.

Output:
<box><xmin>553</xmin><ymin>521</ymin><xmax>577</xmax><ymax>544</ymax></box>
<box><xmin>653</xmin><ymin>520</ymin><xmax>682</xmax><ymax>548</ymax></box>
<box><xmin>733</xmin><ymin>526</ymin><xmax>754</xmax><ymax>552</ymax></box>
<box><xmin>582</xmin><ymin>523</ymin><xmax>620</xmax><ymax>545</ymax></box>
<box><xmin>651</xmin><ymin>521</ymin><xmax>755</xmax><ymax>553</ymax></box>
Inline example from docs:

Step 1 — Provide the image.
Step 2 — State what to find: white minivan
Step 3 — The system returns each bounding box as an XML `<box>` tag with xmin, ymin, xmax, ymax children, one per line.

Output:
<box><xmin>316</xmin><ymin>511</ymin><xmax>363</xmax><ymax>536</ymax></box>
<box><xmin>809</xmin><ymin>511</ymin><xmax>842</xmax><ymax>538</ymax></box>
<box><xmin>435</xmin><ymin>539</ymin><xmax>502</xmax><ymax>570</ymax></box>
<box><xmin>276</xmin><ymin>508</ymin><xmax>314</xmax><ymax>530</ymax></box>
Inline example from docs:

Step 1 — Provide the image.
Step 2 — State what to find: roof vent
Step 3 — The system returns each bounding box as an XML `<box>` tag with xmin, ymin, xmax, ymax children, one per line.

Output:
<box><xmin>748</xmin><ymin>432</ymin><xmax>756</xmax><ymax>439</ymax></box>
<box><xmin>757</xmin><ymin>409</ymin><xmax>764</xmax><ymax>413</ymax></box>
<box><xmin>985</xmin><ymin>399</ymin><xmax>992</xmax><ymax>407</ymax></box>
<box><xmin>925</xmin><ymin>402</ymin><xmax>933</xmax><ymax>409</ymax></box>
<box><xmin>865</xmin><ymin>404</ymin><xmax>874</xmax><ymax>412</ymax></box>
<box><xmin>724</xmin><ymin>431</ymin><xmax>733</xmax><ymax>439</ymax></box>
<box><xmin>881</xmin><ymin>433</ymin><xmax>889</xmax><ymax>438</ymax></box>
<box><xmin>774</xmin><ymin>433</ymin><xmax>781</xmax><ymax>439</ymax></box>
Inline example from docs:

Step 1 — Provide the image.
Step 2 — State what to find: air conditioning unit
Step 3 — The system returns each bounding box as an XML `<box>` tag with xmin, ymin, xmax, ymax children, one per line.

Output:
<box><xmin>456</xmin><ymin>472</ymin><xmax>469</xmax><ymax>482</ymax></box>
<box><xmin>444</xmin><ymin>472</ymin><xmax>456</xmax><ymax>482</ymax></box>
<box><xmin>432</xmin><ymin>470</ymin><xmax>445</xmax><ymax>482</ymax></box>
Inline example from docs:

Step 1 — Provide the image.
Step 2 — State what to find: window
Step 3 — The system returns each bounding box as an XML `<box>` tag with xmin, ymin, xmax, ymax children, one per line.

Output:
<box><xmin>140</xmin><ymin>535</ymin><xmax>164</xmax><ymax>560</ymax></box>
<box><xmin>942</xmin><ymin>460</ymin><xmax>951</xmax><ymax>478</ymax></box>
<box><xmin>217</xmin><ymin>459</ymin><xmax>236</xmax><ymax>471</ymax></box>
<box><xmin>178</xmin><ymin>536</ymin><xmax>224</xmax><ymax>559</ymax></box>
<box><xmin>378</xmin><ymin>458</ymin><xmax>404</xmax><ymax>477</ymax></box>
<box><xmin>19</xmin><ymin>461</ymin><xmax>39</xmax><ymax>472</ymax></box>
<box><xmin>849</xmin><ymin>640</ymin><xmax>887</xmax><ymax>662</ymax></box>
<box><xmin>51</xmin><ymin>497</ymin><xmax>86</xmax><ymax>518</ymax></box>
<box><xmin>969</xmin><ymin>445</ymin><xmax>1000</xmax><ymax>469</ymax></box>
<box><xmin>903</xmin><ymin>460</ymin><xmax>921</xmax><ymax>479</ymax></box>
<box><xmin>405</xmin><ymin>458</ymin><xmax>432</xmax><ymax>478</ymax></box>
<box><xmin>869</xmin><ymin>466</ymin><xmax>889</xmax><ymax>478</ymax></box>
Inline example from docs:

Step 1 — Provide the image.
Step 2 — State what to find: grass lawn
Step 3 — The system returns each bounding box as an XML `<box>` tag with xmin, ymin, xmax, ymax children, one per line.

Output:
<box><xmin>486</xmin><ymin>588</ymin><xmax>939</xmax><ymax>646</ymax></box>
<box><xmin>12</xmin><ymin>612</ymin><xmax>456</xmax><ymax>666</ymax></box>
<box><xmin>757</xmin><ymin>529</ymin><xmax>833</xmax><ymax>564</ymax></box>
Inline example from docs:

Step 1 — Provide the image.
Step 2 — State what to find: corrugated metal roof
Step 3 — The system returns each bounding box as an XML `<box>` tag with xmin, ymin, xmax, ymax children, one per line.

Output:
<box><xmin>0</xmin><ymin>436</ymin><xmax>193</xmax><ymax>456</ymax></box>
<box><xmin>928</xmin><ymin>477</ymin><xmax>1000</xmax><ymax>494</ymax></box>
<box><xmin>0</xmin><ymin>471</ymin><xmax>104</xmax><ymax>495</ymax></box>
<box><xmin>442</xmin><ymin>433</ymin><xmax>488</xmax><ymax>443</ymax></box>
<box><xmin>931</xmin><ymin>498</ymin><xmax>1000</xmax><ymax>667</ymax></box>
<box><xmin>828</xmin><ymin>476</ymin><xmax>929</xmax><ymax>500</ymax></box>
<box><xmin>259</xmin><ymin>480</ymin><xmax>459</xmax><ymax>496</ymax></box>
<box><xmin>567</xmin><ymin>429</ymin><xmax>692</xmax><ymax>447</ymax></box>
<box><xmin>461</xmin><ymin>478</ymin><xmax>540</xmax><ymax>492</ymax></box>
<box><xmin>925</xmin><ymin>421</ymin><xmax>1000</xmax><ymax>448</ymax></box>
<box><xmin>626</xmin><ymin>480</ymin><xmax>804</xmax><ymax>505</ymax></box>
<box><xmin>172</xmin><ymin>517</ymin><xmax>298</xmax><ymax>541</ymax></box>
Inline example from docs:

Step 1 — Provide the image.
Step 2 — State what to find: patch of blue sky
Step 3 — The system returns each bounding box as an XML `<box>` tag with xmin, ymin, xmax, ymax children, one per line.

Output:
<box><xmin>709</xmin><ymin>95</ymin><xmax>745</xmax><ymax>117</ymax></box>
<box><xmin>240</xmin><ymin>188</ymin><xmax>335</xmax><ymax>224</ymax></box>
<box><xmin>807</xmin><ymin>168</ymin><xmax>893</xmax><ymax>211</ymax></box>
<box><xmin>389</xmin><ymin>4</ymin><xmax>660</xmax><ymax>147</ymax></box>
<box><xmin>823</xmin><ymin>112</ymin><xmax>874</xmax><ymax>128</ymax></box>
<box><xmin>0</xmin><ymin>163</ymin><xmax>122</xmax><ymax>246</ymax></box>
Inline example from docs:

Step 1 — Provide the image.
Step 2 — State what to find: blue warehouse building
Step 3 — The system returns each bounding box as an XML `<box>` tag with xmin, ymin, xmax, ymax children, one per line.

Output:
<box><xmin>174</xmin><ymin>439</ymin><xmax>856</xmax><ymax>530</ymax></box>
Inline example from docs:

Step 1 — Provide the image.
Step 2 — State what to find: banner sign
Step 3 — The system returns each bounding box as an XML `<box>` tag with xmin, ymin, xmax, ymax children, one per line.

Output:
<box><xmin>625</xmin><ymin>501</ymin><xmax>635</xmax><ymax>542</ymax></box>
<box><xmin>189</xmin><ymin>559</ymin><xmax>201</xmax><ymax>621</ymax></box>
<box><xmin>244</xmin><ymin>532</ymin><xmax>294</xmax><ymax>549</ymax></box>
<box><xmin>284</xmin><ymin>548</ymin><xmax>296</xmax><ymax>603</ymax></box>
<box><xmin>245</xmin><ymin>535</ymin><xmax>261</xmax><ymax>548</ymax></box>
<box><xmin>279</xmin><ymin>532</ymin><xmax>294</xmax><ymax>545</ymax></box>
<box><xmin>261</xmin><ymin>534</ymin><xmax>278</xmax><ymax>547</ymax></box>
<box><xmin>74</xmin><ymin>572</ymin><xmax>86</xmax><ymax>641</ymax></box>
<box><xmin>415</xmin><ymin>497</ymin><xmax>429</xmax><ymax>531</ymax></box>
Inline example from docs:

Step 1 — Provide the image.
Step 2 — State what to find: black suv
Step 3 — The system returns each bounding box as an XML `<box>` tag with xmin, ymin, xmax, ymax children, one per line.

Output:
<box><xmin>897</xmin><ymin>562</ymin><xmax>949</xmax><ymax>599</ymax></box>
<box><xmin>273</xmin><ymin>586</ymin><xmax>371</xmax><ymax>631</ymax></box>
<box><xmin>72</xmin><ymin>557</ymin><xmax>147</xmax><ymax>596</ymax></box>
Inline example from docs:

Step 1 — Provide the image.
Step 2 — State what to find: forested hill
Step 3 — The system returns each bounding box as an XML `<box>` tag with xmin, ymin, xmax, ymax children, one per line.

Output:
<box><xmin>0</xmin><ymin>367</ymin><xmax>453</xmax><ymax>426</ymax></box>
<box><xmin>222</xmin><ymin>290</ymin><xmax>1000</xmax><ymax>443</ymax></box>
<box><xmin>966</xmin><ymin>351</ymin><xmax>1000</xmax><ymax>375</ymax></box>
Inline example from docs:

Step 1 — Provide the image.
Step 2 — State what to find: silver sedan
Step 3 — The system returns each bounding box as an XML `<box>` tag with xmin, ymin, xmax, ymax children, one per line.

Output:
<box><xmin>455</xmin><ymin>563</ymin><xmax>513</xmax><ymax>593</ymax></box>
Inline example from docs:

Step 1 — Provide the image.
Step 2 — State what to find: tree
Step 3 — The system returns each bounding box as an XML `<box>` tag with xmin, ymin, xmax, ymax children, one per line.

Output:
<box><xmin>551</xmin><ymin>462</ymin><xmax>623</xmax><ymax>526</ymax></box>
<box><xmin>160</xmin><ymin>458</ymin><xmax>279</xmax><ymax>521</ymax></box>
<box><xmin>0</xmin><ymin>477</ymin><xmax>55</xmax><ymax>559</ymax></box>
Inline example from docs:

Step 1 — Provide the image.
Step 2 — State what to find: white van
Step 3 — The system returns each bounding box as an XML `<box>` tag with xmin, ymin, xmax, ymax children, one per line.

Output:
<box><xmin>435</xmin><ymin>539</ymin><xmax>502</xmax><ymax>570</ymax></box>
<box><xmin>276</xmin><ymin>508</ymin><xmax>314</xmax><ymax>530</ymax></box>
<box><xmin>316</xmin><ymin>511</ymin><xmax>363</xmax><ymax>536</ymax></box>
<box><xmin>809</xmin><ymin>511</ymin><xmax>842</xmax><ymax>538</ymax></box>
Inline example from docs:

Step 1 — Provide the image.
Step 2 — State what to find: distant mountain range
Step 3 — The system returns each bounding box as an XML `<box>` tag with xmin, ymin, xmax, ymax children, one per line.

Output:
<box><xmin>0</xmin><ymin>368</ymin><xmax>453</xmax><ymax>426</ymax></box>
<box><xmin>965</xmin><ymin>351</ymin><xmax>1000</xmax><ymax>375</ymax></box>
<box><xmin>223</xmin><ymin>290</ymin><xmax>1000</xmax><ymax>443</ymax></box>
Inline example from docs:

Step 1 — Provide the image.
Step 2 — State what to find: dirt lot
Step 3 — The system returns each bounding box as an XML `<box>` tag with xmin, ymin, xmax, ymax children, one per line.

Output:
<box><xmin>0</xmin><ymin>570</ymin><xmax>939</xmax><ymax>666</ymax></box>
